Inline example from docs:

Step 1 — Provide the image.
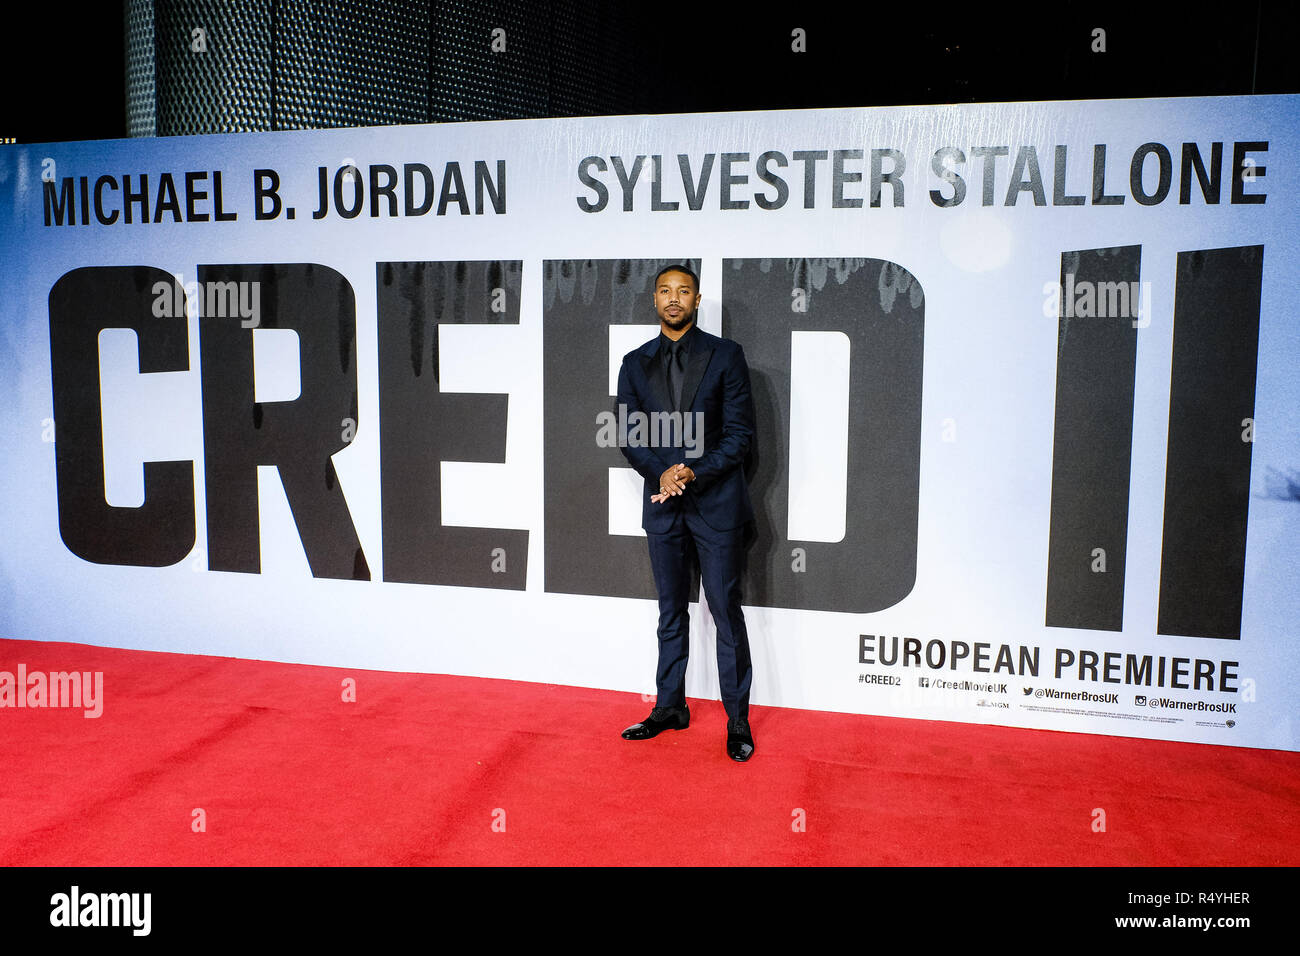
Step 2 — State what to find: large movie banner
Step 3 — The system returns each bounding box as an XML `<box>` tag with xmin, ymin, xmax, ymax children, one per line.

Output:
<box><xmin>2</xmin><ymin>95</ymin><xmax>1297</xmax><ymax>750</ymax></box>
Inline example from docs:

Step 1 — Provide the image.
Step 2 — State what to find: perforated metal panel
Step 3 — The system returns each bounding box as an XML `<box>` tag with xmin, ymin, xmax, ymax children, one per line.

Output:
<box><xmin>276</xmin><ymin>0</ymin><xmax>429</xmax><ymax>130</ymax></box>
<box><xmin>152</xmin><ymin>0</ymin><xmax>274</xmax><ymax>134</ymax></box>
<box><xmin>429</xmin><ymin>0</ymin><xmax>548</xmax><ymax>121</ymax></box>
<box><xmin>125</xmin><ymin>0</ymin><xmax>157</xmax><ymax>136</ymax></box>
<box><xmin>125</xmin><ymin>0</ymin><xmax>640</xmax><ymax>137</ymax></box>
<box><xmin>547</xmin><ymin>0</ymin><xmax>635</xmax><ymax>118</ymax></box>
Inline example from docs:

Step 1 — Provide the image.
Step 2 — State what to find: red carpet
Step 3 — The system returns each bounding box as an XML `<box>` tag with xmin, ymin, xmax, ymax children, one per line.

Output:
<box><xmin>1</xmin><ymin>638</ymin><xmax>1296</xmax><ymax>866</ymax></box>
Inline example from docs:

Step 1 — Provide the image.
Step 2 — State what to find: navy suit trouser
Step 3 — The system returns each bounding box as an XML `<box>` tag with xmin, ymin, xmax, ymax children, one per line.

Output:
<box><xmin>646</xmin><ymin>494</ymin><xmax>753</xmax><ymax>721</ymax></box>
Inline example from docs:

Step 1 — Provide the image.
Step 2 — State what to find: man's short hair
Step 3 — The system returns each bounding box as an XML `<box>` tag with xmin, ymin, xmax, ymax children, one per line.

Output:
<box><xmin>654</xmin><ymin>263</ymin><xmax>699</xmax><ymax>291</ymax></box>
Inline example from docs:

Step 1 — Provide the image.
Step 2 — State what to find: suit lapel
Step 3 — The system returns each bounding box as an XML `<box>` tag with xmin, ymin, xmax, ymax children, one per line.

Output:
<box><xmin>639</xmin><ymin>344</ymin><xmax>672</xmax><ymax>412</ymax></box>
<box><xmin>678</xmin><ymin>343</ymin><xmax>712</xmax><ymax>412</ymax></box>
<box><xmin>637</xmin><ymin>328</ymin><xmax>715</xmax><ymax>412</ymax></box>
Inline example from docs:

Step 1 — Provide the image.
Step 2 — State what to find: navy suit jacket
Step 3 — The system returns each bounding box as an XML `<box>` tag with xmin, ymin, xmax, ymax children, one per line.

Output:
<box><xmin>616</xmin><ymin>325</ymin><xmax>756</xmax><ymax>535</ymax></box>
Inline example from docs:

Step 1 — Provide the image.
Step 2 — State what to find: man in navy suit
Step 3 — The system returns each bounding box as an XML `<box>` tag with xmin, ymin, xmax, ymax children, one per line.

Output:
<box><xmin>616</xmin><ymin>263</ymin><xmax>758</xmax><ymax>761</ymax></box>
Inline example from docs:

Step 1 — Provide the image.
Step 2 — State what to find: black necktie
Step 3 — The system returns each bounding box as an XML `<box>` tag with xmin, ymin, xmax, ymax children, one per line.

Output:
<box><xmin>667</xmin><ymin>340</ymin><xmax>685</xmax><ymax>411</ymax></box>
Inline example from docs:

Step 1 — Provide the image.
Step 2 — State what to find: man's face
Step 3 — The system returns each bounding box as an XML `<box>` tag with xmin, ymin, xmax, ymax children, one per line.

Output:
<box><xmin>654</xmin><ymin>270</ymin><xmax>701</xmax><ymax>331</ymax></box>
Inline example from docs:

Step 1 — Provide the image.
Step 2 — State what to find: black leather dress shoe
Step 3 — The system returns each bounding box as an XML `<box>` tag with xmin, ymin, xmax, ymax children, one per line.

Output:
<box><xmin>726</xmin><ymin>717</ymin><xmax>754</xmax><ymax>761</ymax></box>
<box><xmin>622</xmin><ymin>704</ymin><xmax>690</xmax><ymax>739</ymax></box>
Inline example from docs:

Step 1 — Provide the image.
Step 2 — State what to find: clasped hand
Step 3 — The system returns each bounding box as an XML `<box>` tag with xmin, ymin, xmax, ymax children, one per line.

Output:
<box><xmin>652</xmin><ymin>463</ymin><xmax>696</xmax><ymax>503</ymax></box>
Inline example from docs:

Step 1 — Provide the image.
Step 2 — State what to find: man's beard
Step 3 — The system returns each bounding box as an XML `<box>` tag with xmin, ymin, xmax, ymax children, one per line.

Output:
<box><xmin>661</xmin><ymin>308</ymin><xmax>695</xmax><ymax>331</ymax></box>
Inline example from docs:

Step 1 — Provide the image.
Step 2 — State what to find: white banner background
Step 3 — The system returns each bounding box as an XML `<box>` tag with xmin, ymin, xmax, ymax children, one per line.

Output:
<box><xmin>2</xmin><ymin>94</ymin><xmax>1296</xmax><ymax>750</ymax></box>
